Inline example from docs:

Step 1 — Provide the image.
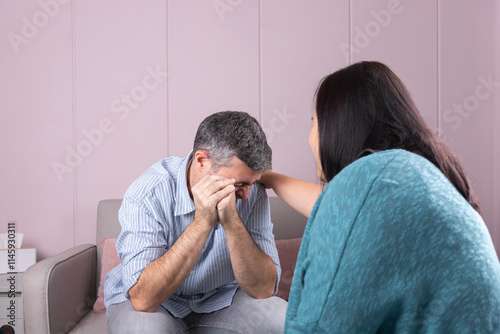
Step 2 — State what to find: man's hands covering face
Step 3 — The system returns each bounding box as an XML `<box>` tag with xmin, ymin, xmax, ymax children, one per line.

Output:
<box><xmin>216</xmin><ymin>185</ymin><xmax>239</xmax><ymax>225</ymax></box>
<box><xmin>191</xmin><ymin>174</ymin><xmax>238</xmax><ymax>227</ymax></box>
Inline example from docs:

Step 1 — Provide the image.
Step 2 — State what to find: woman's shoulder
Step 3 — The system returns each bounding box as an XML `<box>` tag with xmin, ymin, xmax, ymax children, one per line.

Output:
<box><xmin>324</xmin><ymin>149</ymin><xmax>448</xmax><ymax>195</ymax></box>
<box><xmin>314</xmin><ymin>148</ymin><xmax>472</xmax><ymax>229</ymax></box>
<box><xmin>342</xmin><ymin>149</ymin><xmax>435</xmax><ymax>178</ymax></box>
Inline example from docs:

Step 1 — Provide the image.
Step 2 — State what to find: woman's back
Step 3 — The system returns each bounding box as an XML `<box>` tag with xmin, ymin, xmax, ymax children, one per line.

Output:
<box><xmin>285</xmin><ymin>149</ymin><xmax>500</xmax><ymax>333</ymax></box>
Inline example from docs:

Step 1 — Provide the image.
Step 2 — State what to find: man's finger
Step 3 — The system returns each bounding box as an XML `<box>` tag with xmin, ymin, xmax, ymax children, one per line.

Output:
<box><xmin>209</xmin><ymin>183</ymin><xmax>235</xmax><ymax>203</ymax></box>
<box><xmin>196</xmin><ymin>174</ymin><xmax>235</xmax><ymax>196</ymax></box>
<box><xmin>218</xmin><ymin>189</ymin><xmax>237</xmax><ymax>208</ymax></box>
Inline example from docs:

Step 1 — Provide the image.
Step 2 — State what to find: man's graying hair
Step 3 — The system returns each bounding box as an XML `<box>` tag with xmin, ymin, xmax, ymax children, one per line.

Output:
<box><xmin>193</xmin><ymin>111</ymin><xmax>272</xmax><ymax>172</ymax></box>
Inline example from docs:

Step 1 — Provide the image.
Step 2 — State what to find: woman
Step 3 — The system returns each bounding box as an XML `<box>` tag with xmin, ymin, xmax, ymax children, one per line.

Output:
<box><xmin>261</xmin><ymin>61</ymin><xmax>500</xmax><ymax>333</ymax></box>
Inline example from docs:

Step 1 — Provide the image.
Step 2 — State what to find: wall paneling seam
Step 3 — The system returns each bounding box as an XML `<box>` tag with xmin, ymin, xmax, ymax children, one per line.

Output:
<box><xmin>494</xmin><ymin>1</ymin><xmax>500</xmax><ymax>248</ymax></box>
<box><xmin>437</xmin><ymin>0</ymin><xmax>442</xmax><ymax>137</ymax></box>
<box><xmin>258</xmin><ymin>0</ymin><xmax>263</xmax><ymax>124</ymax></box>
<box><xmin>166</xmin><ymin>0</ymin><xmax>170</xmax><ymax>157</ymax></box>
<box><xmin>349</xmin><ymin>0</ymin><xmax>352</xmax><ymax>65</ymax></box>
<box><xmin>71</xmin><ymin>0</ymin><xmax>77</xmax><ymax>248</ymax></box>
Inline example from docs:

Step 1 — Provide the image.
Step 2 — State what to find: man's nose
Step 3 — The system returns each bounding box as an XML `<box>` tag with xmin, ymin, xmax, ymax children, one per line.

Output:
<box><xmin>236</xmin><ymin>185</ymin><xmax>251</xmax><ymax>200</ymax></box>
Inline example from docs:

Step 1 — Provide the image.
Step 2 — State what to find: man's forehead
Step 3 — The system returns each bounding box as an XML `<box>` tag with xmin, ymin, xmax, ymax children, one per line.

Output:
<box><xmin>214</xmin><ymin>157</ymin><xmax>262</xmax><ymax>183</ymax></box>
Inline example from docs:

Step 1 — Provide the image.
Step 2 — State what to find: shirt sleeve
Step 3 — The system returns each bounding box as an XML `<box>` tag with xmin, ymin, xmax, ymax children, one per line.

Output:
<box><xmin>244</xmin><ymin>183</ymin><xmax>282</xmax><ymax>295</ymax></box>
<box><xmin>115</xmin><ymin>196</ymin><xmax>168</xmax><ymax>297</ymax></box>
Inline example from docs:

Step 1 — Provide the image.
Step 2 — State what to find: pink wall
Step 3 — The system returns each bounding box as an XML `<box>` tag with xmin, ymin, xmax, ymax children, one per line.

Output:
<box><xmin>0</xmin><ymin>0</ymin><xmax>498</xmax><ymax>259</ymax></box>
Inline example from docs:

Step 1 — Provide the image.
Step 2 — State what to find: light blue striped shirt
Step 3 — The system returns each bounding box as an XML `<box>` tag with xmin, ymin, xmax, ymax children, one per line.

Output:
<box><xmin>104</xmin><ymin>152</ymin><xmax>281</xmax><ymax>318</ymax></box>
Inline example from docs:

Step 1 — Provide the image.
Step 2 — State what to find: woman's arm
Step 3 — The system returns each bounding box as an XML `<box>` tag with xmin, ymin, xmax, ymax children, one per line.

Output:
<box><xmin>259</xmin><ymin>171</ymin><xmax>323</xmax><ymax>218</ymax></box>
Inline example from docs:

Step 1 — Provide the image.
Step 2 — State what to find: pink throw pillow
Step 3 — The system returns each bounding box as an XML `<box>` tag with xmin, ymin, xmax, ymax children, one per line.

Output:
<box><xmin>93</xmin><ymin>238</ymin><xmax>120</xmax><ymax>313</ymax></box>
<box><xmin>275</xmin><ymin>237</ymin><xmax>302</xmax><ymax>301</ymax></box>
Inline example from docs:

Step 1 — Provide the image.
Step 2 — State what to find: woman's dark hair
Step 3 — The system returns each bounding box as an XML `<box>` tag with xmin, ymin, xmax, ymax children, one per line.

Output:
<box><xmin>315</xmin><ymin>61</ymin><xmax>481</xmax><ymax>215</ymax></box>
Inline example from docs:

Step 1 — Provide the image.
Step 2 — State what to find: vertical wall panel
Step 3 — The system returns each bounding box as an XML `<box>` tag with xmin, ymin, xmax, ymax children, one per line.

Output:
<box><xmin>260</xmin><ymin>0</ymin><xmax>350</xmax><ymax>185</ymax></box>
<box><xmin>0</xmin><ymin>0</ymin><xmax>74</xmax><ymax>258</ymax></box>
<box><xmin>440</xmin><ymin>0</ymin><xmax>497</xmax><ymax>250</ymax></box>
<box><xmin>167</xmin><ymin>1</ymin><xmax>260</xmax><ymax>157</ymax></box>
<box><xmin>351</xmin><ymin>0</ymin><xmax>438</xmax><ymax>129</ymax></box>
<box><xmin>73</xmin><ymin>0</ymin><xmax>168</xmax><ymax>245</ymax></box>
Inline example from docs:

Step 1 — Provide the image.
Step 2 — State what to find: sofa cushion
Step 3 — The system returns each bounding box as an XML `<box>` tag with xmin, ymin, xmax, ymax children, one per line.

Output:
<box><xmin>93</xmin><ymin>238</ymin><xmax>120</xmax><ymax>313</ymax></box>
<box><xmin>275</xmin><ymin>237</ymin><xmax>302</xmax><ymax>301</ymax></box>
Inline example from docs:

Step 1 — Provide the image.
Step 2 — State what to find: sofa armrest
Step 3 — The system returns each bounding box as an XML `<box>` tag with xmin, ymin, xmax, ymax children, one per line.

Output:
<box><xmin>23</xmin><ymin>244</ymin><xmax>97</xmax><ymax>334</ymax></box>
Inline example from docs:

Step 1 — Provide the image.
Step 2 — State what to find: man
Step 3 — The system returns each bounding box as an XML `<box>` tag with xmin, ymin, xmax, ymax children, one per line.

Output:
<box><xmin>104</xmin><ymin>111</ymin><xmax>287</xmax><ymax>333</ymax></box>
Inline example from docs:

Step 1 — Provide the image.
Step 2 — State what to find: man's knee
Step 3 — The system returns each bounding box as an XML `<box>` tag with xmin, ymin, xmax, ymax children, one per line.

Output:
<box><xmin>233</xmin><ymin>295</ymin><xmax>288</xmax><ymax>333</ymax></box>
<box><xmin>106</xmin><ymin>300</ymin><xmax>184</xmax><ymax>334</ymax></box>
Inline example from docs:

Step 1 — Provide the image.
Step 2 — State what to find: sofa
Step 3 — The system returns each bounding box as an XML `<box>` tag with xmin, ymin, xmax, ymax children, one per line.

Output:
<box><xmin>23</xmin><ymin>197</ymin><xmax>307</xmax><ymax>333</ymax></box>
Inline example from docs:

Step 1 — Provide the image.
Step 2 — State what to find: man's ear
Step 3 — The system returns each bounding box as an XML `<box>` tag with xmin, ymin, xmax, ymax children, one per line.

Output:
<box><xmin>193</xmin><ymin>150</ymin><xmax>211</xmax><ymax>170</ymax></box>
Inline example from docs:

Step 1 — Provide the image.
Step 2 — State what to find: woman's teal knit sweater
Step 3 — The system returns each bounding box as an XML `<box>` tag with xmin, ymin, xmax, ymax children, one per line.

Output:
<box><xmin>285</xmin><ymin>149</ymin><xmax>500</xmax><ymax>333</ymax></box>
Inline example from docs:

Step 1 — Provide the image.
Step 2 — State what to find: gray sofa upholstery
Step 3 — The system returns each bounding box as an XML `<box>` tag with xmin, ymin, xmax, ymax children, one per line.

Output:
<box><xmin>23</xmin><ymin>197</ymin><xmax>307</xmax><ymax>334</ymax></box>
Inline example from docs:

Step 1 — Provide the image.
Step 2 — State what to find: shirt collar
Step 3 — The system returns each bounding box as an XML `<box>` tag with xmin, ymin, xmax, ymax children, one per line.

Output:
<box><xmin>174</xmin><ymin>151</ymin><xmax>196</xmax><ymax>217</ymax></box>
